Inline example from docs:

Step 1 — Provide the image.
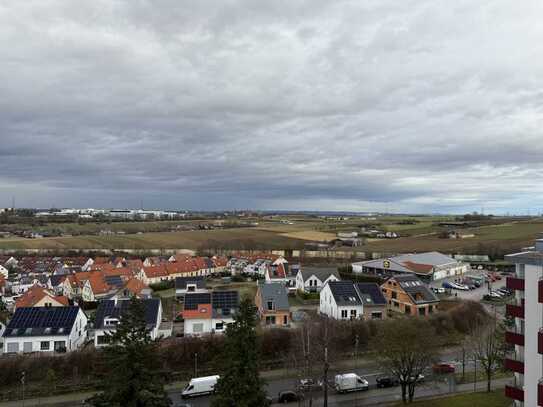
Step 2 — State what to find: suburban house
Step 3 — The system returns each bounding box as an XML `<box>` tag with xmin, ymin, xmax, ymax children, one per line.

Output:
<box><xmin>295</xmin><ymin>267</ymin><xmax>340</xmax><ymax>293</ymax></box>
<box><xmin>354</xmin><ymin>283</ymin><xmax>387</xmax><ymax>320</ymax></box>
<box><xmin>3</xmin><ymin>306</ymin><xmax>88</xmax><ymax>354</ymax></box>
<box><xmin>255</xmin><ymin>282</ymin><xmax>290</xmax><ymax>327</ymax></box>
<box><xmin>0</xmin><ymin>264</ymin><xmax>8</xmax><ymax>279</ymax></box>
<box><xmin>175</xmin><ymin>276</ymin><xmax>207</xmax><ymax>300</ymax></box>
<box><xmin>94</xmin><ymin>298</ymin><xmax>164</xmax><ymax>347</ymax></box>
<box><xmin>380</xmin><ymin>275</ymin><xmax>440</xmax><ymax>316</ymax></box>
<box><xmin>183</xmin><ymin>291</ymin><xmax>239</xmax><ymax>336</ymax></box>
<box><xmin>319</xmin><ymin>281</ymin><xmax>364</xmax><ymax>320</ymax></box>
<box><xmin>108</xmin><ymin>278</ymin><xmax>151</xmax><ymax>300</ymax></box>
<box><xmin>48</xmin><ymin>275</ymin><xmax>68</xmax><ymax>295</ymax></box>
<box><xmin>15</xmin><ymin>285</ymin><xmax>69</xmax><ymax>310</ymax></box>
<box><xmin>351</xmin><ymin>252</ymin><xmax>469</xmax><ymax>282</ymax></box>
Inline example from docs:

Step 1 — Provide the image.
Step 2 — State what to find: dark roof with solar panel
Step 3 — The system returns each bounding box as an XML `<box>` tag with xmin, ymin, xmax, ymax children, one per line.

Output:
<box><xmin>3</xmin><ymin>306</ymin><xmax>81</xmax><ymax>337</ymax></box>
<box><xmin>212</xmin><ymin>291</ymin><xmax>239</xmax><ymax>318</ymax></box>
<box><xmin>184</xmin><ymin>293</ymin><xmax>212</xmax><ymax>310</ymax></box>
<box><xmin>328</xmin><ymin>281</ymin><xmax>361</xmax><ymax>305</ymax></box>
<box><xmin>94</xmin><ymin>299</ymin><xmax>160</xmax><ymax>329</ymax></box>
<box><xmin>354</xmin><ymin>283</ymin><xmax>387</xmax><ymax>305</ymax></box>
<box><xmin>175</xmin><ymin>276</ymin><xmax>206</xmax><ymax>290</ymax></box>
<box><xmin>391</xmin><ymin>275</ymin><xmax>439</xmax><ymax>304</ymax></box>
<box><xmin>104</xmin><ymin>275</ymin><xmax>124</xmax><ymax>289</ymax></box>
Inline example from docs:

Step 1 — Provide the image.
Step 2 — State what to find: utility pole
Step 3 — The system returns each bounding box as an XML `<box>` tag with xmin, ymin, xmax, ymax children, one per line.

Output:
<box><xmin>21</xmin><ymin>371</ymin><xmax>25</xmax><ymax>407</ymax></box>
<box><xmin>194</xmin><ymin>352</ymin><xmax>198</xmax><ymax>378</ymax></box>
<box><xmin>323</xmin><ymin>346</ymin><xmax>329</xmax><ymax>407</ymax></box>
<box><xmin>355</xmin><ymin>335</ymin><xmax>359</xmax><ymax>407</ymax></box>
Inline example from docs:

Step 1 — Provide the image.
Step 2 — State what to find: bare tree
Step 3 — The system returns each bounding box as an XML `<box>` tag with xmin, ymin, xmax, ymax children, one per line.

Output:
<box><xmin>375</xmin><ymin>318</ymin><xmax>439</xmax><ymax>403</ymax></box>
<box><xmin>469</xmin><ymin>320</ymin><xmax>505</xmax><ymax>392</ymax></box>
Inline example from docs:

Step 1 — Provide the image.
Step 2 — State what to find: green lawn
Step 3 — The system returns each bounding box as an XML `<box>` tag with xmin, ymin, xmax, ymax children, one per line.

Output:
<box><xmin>394</xmin><ymin>389</ymin><xmax>509</xmax><ymax>407</ymax></box>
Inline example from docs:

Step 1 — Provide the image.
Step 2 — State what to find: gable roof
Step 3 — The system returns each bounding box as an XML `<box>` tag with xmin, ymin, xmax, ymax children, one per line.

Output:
<box><xmin>389</xmin><ymin>275</ymin><xmax>439</xmax><ymax>304</ymax></box>
<box><xmin>258</xmin><ymin>282</ymin><xmax>289</xmax><ymax>311</ymax></box>
<box><xmin>4</xmin><ymin>306</ymin><xmax>81</xmax><ymax>337</ymax></box>
<box><xmin>299</xmin><ymin>267</ymin><xmax>340</xmax><ymax>283</ymax></box>
<box><xmin>49</xmin><ymin>274</ymin><xmax>67</xmax><ymax>287</ymax></box>
<box><xmin>327</xmin><ymin>281</ymin><xmax>361</xmax><ymax>305</ymax></box>
<box><xmin>15</xmin><ymin>285</ymin><xmax>69</xmax><ymax>308</ymax></box>
<box><xmin>94</xmin><ymin>299</ymin><xmax>160</xmax><ymax>330</ymax></box>
<box><xmin>354</xmin><ymin>283</ymin><xmax>387</xmax><ymax>306</ymax></box>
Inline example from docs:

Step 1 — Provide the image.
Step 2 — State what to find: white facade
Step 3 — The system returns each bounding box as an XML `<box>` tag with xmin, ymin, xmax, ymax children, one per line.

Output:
<box><xmin>0</xmin><ymin>265</ymin><xmax>8</xmax><ymax>279</ymax></box>
<box><xmin>4</xmin><ymin>309</ymin><xmax>87</xmax><ymax>354</ymax></box>
<box><xmin>296</xmin><ymin>271</ymin><xmax>339</xmax><ymax>293</ymax></box>
<box><xmin>183</xmin><ymin>317</ymin><xmax>233</xmax><ymax>336</ymax></box>
<box><xmin>319</xmin><ymin>283</ymin><xmax>364</xmax><ymax>320</ymax></box>
<box><xmin>94</xmin><ymin>301</ymin><xmax>163</xmax><ymax>347</ymax></box>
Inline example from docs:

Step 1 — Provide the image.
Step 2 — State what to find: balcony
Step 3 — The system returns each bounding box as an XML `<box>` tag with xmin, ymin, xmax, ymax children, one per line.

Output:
<box><xmin>506</xmin><ymin>302</ymin><xmax>524</xmax><ymax>319</ymax></box>
<box><xmin>539</xmin><ymin>329</ymin><xmax>543</xmax><ymax>354</ymax></box>
<box><xmin>505</xmin><ymin>329</ymin><xmax>525</xmax><ymax>347</ymax></box>
<box><xmin>504</xmin><ymin>353</ymin><xmax>524</xmax><ymax>374</ymax></box>
<box><xmin>505</xmin><ymin>383</ymin><xmax>524</xmax><ymax>402</ymax></box>
<box><xmin>539</xmin><ymin>379</ymin><xmax>543</xmax><ymax>406</ymax></box>
<box><xmin>540</xmin><ymin>279</ymin><xmax>543</xmax><ymax>303</ymax></box>
<box><xmin>507</xmin><ymin>276</ymin><xmax>525</xmax><ymax>291</ymax></box>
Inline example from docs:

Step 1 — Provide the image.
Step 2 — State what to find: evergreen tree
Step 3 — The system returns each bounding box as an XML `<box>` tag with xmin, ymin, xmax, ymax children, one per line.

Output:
<box><xmin>91</xmin><ymin>297</ymin><xmax>170</xmax><ymax>407</ymax></box>
<box><xmin>211</xmin><ymin>298</ymin><xmax>267</xmax><ymax>407</ymax></box>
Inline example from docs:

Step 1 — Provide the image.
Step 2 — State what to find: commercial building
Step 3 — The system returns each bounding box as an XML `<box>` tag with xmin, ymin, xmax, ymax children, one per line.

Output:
<box><xmin>352</xmin><ymin>252</ymin><xmax>469</xmax><ymax>282</ymax></box>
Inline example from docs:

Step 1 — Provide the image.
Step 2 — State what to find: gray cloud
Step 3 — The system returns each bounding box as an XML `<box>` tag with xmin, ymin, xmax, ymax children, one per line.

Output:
<box><xmin>0</xmin><ymin>0</ymin><xmax>543</xmax><ymax>213</ymax></box>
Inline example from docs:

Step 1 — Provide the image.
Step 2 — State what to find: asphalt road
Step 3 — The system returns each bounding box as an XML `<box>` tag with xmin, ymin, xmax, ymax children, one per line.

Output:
<box><xmin>171</xmin><ymin>350</ymin><xmax>477</xmax><ymax>407</ymax></box>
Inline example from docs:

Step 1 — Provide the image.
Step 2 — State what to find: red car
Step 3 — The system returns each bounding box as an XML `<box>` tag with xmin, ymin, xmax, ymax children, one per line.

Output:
<box><xmin>432</xmin><ymin>363</ymin><xmax>455</xmax><ymax>374</ymax></box>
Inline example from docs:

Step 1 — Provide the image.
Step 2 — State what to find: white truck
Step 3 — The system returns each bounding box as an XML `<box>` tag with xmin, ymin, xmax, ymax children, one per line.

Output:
<box><xmin>334</xmin><ymin>373</ymin><xmax>369</xmax><ymax>393</ymax></box>
<box><xmin>181</xmin><ymin>375</ymin><xmax>220</xmax><ymax>398</ymax></box>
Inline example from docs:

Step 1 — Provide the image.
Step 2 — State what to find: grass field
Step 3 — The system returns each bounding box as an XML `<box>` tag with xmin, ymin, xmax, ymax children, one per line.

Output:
<box><xmin>393</xmin><ymin>389</ymin><xmax>509</xmax><ymax>406</ymax></box>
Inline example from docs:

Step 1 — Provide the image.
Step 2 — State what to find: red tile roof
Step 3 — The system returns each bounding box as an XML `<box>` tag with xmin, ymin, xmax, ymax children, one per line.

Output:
<box><xmin>15</xmin><ymin>285</ymin><xmax>69</xmax><ymax>308</ymax></box>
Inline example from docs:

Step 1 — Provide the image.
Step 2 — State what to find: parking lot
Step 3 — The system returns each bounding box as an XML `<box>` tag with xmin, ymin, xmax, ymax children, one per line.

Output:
<box><xmin>429</xmin><ymin>270</ymin><xmax>507</xmax><ymax>302</ymax></box>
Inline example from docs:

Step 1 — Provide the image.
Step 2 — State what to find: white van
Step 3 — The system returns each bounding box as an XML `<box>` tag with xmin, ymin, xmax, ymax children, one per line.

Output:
<box><xmin>334</xmin><ymin>373</ymin><xmax>369</xmax><ymax>393</ymax></box>
<box><xmin>181</xmin><ymin>375</ymin><xmax>220</xmax><ymax>398</ymax></box>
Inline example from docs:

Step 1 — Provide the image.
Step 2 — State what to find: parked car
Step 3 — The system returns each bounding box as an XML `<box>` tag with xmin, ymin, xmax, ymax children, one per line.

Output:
<box><xmin>449</xmin><ymin>282</ymin><xmax>469</xmax><ymax>291</ymax></box>
<box><xmin>432</xmin><ymin>287</ymin><xmax>446</xmax><ymax>294</ymax></box>
<box><xmin>298</xmin><ymin>378</ymin><xmax>323</xmax><ymax>391</ymax></box>
<box><xmin>432</xmin><ymin>363</ymin><xmax>456</xmax><ymax>374</ymax></box>
<box><xmin>182</xmin><ymin>375</ymin><xmax>219</xmax><ymax>398</ymax></box>
<box><xmin>278</xmin><ymin>390</ymin><xmax>303</xmax><ymax>403</ymax></box>
<box><xmin>488</xmin><ymin>291</ymin><xmax>503</xmax><ymax>298</ymax></box>
<box><xmin>497</xmin><ymin>288</ymin><xmax>512</xmax><ymax>296</ymax></box>
<box><xmin>442</xmin><ymin>281</ymin><xmax>454</xmax><ymax>289</ymax></box>
<box><xmin>376</xmin><ymin>376</ymin><xmax>399</xmax><ymax>388</ymax></box>
<box><xmin>335</xmin><ymin>373</ymin><xmax>369</xmax><ymax>393</ymax></box>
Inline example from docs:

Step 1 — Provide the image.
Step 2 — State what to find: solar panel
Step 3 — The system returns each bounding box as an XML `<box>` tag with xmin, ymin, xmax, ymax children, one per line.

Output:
<box><xmin>212</xmin><ymin>291</ymin><xmax>239</xmax><ymax>310</ymax></box>
<box><xmin>105</xmin><ymin>275</ymin><xmax>124</xmax><ymax>288</ymax></box>
<box><xmin>184</xmin><ymin>293</ymin><xmax>212</xmax><ymax>310</ymax></box>
<box><xmin>5</xmin><ymin>306</ymin><xmax>79</xmax><ymax>337</ymax></box>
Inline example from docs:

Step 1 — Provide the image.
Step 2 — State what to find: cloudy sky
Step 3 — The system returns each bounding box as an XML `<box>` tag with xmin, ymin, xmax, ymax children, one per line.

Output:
<box><xmin>1</xmin><ymin>0</ymin><xmax>542</xmax><ymax>214</ymax></box>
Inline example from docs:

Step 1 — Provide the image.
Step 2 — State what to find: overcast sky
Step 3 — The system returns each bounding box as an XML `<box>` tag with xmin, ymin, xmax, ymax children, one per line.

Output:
<box><xmin>1</xmin><ymin>1</ymin><xmax>542</xmax><ymax>214</ymax></box>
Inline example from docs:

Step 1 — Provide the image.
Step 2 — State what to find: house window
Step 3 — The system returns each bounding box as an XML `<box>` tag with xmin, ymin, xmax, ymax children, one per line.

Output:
<box><xmin>7</xmin><ymin>343</ymin><xmax>19</xmax><ymax>353</ymax></box>
<box><xmin>266</xmin><ymin>316</ymin><xmax>276</xmax><ymax>325</ymax></box>
<box><xmin>192</xmin><ymin>323</ymin><xmax>204</xmax><ymax>333</ymax></box>
<box><xmin>391</xmin><ymin>291</ymin><xmax>397</xmax><ymax>299</ymax></box>
<box><xmin>267</xmin><ymin>301</ymin><xmax>275</xmax><ymax>311</ymax></box>
<box><xmin>405</xmin><ymin>305</ymin><xmax>411</xmax><ymax>314</ymax></box>
<box><xmin>215</xmin><ymin>322</ymin><xmax>224</xmax><ymax>331</ymax></box>
<box><xmin>341</xmin><ymin>310</ymin><xmax>348</xmax><ymax>319</ymax></box>
<box><xmin>283</xmin><ymin>315</ymin><xmax>288</xmax><ymax>325</ymax></box>
<box><xmin>97</xmin><ymin>335</ymin><xmax>110</xmax><ymax>345</ymax></box>
<box><xmin>428</xmin><ymin>305</ymin><xmax>434</xmax><ymax>314</ymax></box>
<box><xmin>40</xmin><ymin>341</ymin><xmax>50</xmax><ymax>351</ymax></box>
<box><xmin>54</xmin><ymin>341</ymin><xmax>66</xmax><ymax>352</ymax></box>
<box><xmin>418</xmin><ymin>307</ymin><xmax>426</xmax><ymax>316</ymax></box>
<box><xmin>393</xmin><ymin>301</ymin><xmax>399</xmax><ymax>308</ymax></box>
<box><xmin>350</xmin><ymin>309</ymin><xmax>357</xmax><ymax>319</ymax></box>
<box><xmin>187</xmin><ymin>284</ymin><xmax>196</xmax><ymax>292</ymax></box>
<box><xmin>23</xmin><ymin>342</ymin><xmax>32</xmax><ymax>353</ymax></box>
<box><xmin>371</xmin><ymin>312</ymin><xmax>382</xmax><ymax>320</ymax></box>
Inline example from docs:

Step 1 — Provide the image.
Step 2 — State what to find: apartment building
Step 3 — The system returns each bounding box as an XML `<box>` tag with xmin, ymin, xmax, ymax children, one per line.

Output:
<box><xmin>503</xmin><ymin>238</ymin><xmax>543</xmax><ymax>406</ymax></box>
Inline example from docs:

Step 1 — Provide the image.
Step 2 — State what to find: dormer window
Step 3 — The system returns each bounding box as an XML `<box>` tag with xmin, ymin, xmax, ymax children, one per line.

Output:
<box><xmin>267</xmin><ymin>301</ymin><xmax>275</xmax><ymax>311</ymax></box>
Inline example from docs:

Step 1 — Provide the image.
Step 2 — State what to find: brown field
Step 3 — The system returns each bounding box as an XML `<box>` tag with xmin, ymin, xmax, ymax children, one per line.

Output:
<box><xmin>279</xmin><ymin>231</ymin><xmax>336</xmax><ymax>242</ymax></box>
<box><xmin>0</xmin><ymin>228</ymin><xmax>306</xmax><ymax>250</ymax></box>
